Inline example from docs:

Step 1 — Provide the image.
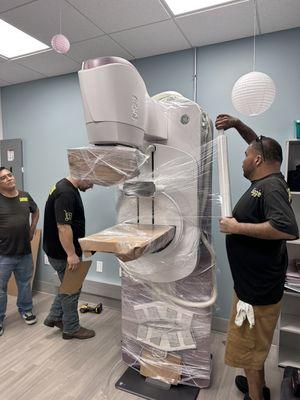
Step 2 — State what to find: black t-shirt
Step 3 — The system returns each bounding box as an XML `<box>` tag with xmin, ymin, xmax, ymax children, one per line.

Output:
<box><xmin>43</xmin><ymin>178</ymin><xmax>85</xmax><ymax>260</ymax></box>
<box><xmin>0</xmin><ymin>190</ymin><xmax>37</xmax><ymax>255</ymax></box>
<box><xmin>226</xmin><ymin>173</ymin><xmax>299</xmax><ymax>305</ymax></box>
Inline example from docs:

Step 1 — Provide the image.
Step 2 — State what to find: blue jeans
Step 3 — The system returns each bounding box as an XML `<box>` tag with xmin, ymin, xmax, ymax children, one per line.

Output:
<box><xmin>0</xmin><ymin>254</ymin><xmax>34</xmax><ymax>323</ymax></box>
<box><xmin>46</xmin><ymin>257</ymin><xmax>80</xmax><ymax>334</ymax></box>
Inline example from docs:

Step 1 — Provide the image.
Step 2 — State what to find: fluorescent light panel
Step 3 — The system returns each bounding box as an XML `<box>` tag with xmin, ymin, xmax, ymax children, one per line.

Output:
<box><xmin>165</xmin><ymin>0</ymin><xmax>237</xmax><ymax>15</ymax></box>
<box><xmin>0</xmin><ymin>19</ymin><xmax>49</xmax><ymax>58</ymax></box>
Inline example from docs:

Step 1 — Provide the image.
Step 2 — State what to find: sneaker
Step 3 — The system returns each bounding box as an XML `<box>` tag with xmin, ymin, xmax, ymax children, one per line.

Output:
<box><xmin>0</xmin><ymin>324</ymin><xmax>3</xmax><ymax>336</ymax></box>
<box><xmin>62</xmin><ymin>326</ymin><xmax>95</xmax><ymax>340</ymax></box>
<box><xmin>44</xmin><ymin>318</ymin><xmax>63</xmax><ymax>330</ymax></box>
<box><xmin>22</xmin><ymin>311</ymin><xmax>37</xmax><ymax>325</ymax></box>
<box><xmin>235</xmin><ymin>376</ymin><xmax>271</xmax><ymax>400</ymax></box>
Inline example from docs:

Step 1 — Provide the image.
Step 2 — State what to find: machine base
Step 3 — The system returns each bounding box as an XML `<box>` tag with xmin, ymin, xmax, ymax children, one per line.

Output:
<box><xmin>115</xmin><ymin>367</ymin><xmax>200</xmax><ymax>400</ymax></box>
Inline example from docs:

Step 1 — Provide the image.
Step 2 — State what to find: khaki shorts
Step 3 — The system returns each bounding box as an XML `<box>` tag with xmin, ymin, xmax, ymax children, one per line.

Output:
<box><xmin>225</xmin><ymin>292</ymin><xmax>281</xmax><ymax>370</ymax></box>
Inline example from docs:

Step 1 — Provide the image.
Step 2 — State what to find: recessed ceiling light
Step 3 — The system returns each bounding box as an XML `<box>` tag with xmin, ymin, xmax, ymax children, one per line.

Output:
<box><xmin>0</xmin><ymin>19</ymin><xmax>49</xmax><ymax>58</ymax></box>
<box><xmin>165</xmin><ymin>0</ymin><xmax>241</xmax><ymax>15</ymax></box>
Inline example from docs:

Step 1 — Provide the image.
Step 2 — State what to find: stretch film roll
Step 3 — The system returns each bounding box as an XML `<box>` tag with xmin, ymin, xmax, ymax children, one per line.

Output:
<box><xmin>217</xmin><ymin>130</ymin><xmax>232</xmax><ymax>217</ymax></box>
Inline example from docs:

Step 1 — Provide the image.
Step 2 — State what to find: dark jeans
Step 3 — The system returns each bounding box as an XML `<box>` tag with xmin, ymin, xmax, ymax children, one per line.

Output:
<box><xmin>46</xmin><ymin>257</ymin><xmax>80</xmax><ymax>334</ymax></box>
<box><xmin>0</xmin><ymin>254</ymin><xmax>34</xmax><ymax>322</ymax></box>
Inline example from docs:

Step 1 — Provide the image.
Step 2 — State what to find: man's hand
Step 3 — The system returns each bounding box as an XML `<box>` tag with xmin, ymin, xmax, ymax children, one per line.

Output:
<box><xmin>219</xmin><ymin>217</ymin><xmax>240</xmax><ymax>234</ymax></box>
<box><xmin>67</xmin><ymin>253</ymin><xmax>80</xmax><ymax>271</ymax></box>
<box><xmin>215</xmin><ymin>114</ymin><xmax>257</xmax><ymax>144</ymax></box>
<box><xmin>215</xmin><ymin>114</ymin><xmax>239</xmax><ymax>131</ymax></box>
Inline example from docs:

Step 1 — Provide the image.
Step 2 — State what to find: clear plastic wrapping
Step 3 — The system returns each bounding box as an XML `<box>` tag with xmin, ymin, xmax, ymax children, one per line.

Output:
<box><xmin>79</xmin><ymin>223</ymin><xmax>176</xmax><ymax>261</ymax></box>
<box><xmin>117</xmin><ymin>229</ymin><xmax>215</xmax><ymax>389</ymax></box>
<box><xmin>67</xmin><ymin>145</ymin><xmax>149</xmax><ymax>186</ymax></box>
<box><xmin>73</xmin><ymin>93</ymin><xmax>228</xmax><ymax>392</ymax></box>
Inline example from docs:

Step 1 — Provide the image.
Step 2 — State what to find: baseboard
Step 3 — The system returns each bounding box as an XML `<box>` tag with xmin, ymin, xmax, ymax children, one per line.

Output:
<box><xmin>82</xmin><ymin>279</ymin><xmax>121</xmax><ymax>300</ymax></box>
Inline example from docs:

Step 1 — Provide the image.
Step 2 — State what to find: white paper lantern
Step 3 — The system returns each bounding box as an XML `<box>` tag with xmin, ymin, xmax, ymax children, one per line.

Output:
<box><xmin>231</xmin><ymin>71</ymin><xmax>276</xmax><ymax>116</ymax></box>
<box><xmin>51</xmin><ymin>34</ymin><xmax>70</xmax><ymax>54</ymax></box>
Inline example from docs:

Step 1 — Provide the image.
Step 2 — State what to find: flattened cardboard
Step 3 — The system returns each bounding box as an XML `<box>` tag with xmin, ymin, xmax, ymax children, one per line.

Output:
<box><xmin>59</xmin><ymin>260</ymin><xmax>92</xmax><ymax>295</ymax></box>
<box><xmin>7</xmin><ymin>229</ymin><xmax>41</xmax><ymax>297</ymax></box>
<box><xmin>79</xmin><ymin>223</ymin><xmax>175</xmax><ymax>261</ymax></box>
<box><xmin>140</xmin><ymin>349</ymin><xmax>182</xmax><ymax>385</ymax></box>
<box><xmin>67</xmin><ymin>146</ymin><xmax>142</xmax><ymax>186</ymax></box>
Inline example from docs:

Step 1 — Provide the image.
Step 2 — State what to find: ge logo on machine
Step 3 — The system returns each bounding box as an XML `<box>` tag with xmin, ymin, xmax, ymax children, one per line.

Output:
<box><xmin>181</xmin><ymin>114</ymin><xmax>190</xmax><ymax>124</ymax></box>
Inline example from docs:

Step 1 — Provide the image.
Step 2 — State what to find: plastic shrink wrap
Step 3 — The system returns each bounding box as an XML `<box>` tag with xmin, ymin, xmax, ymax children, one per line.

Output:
<box><xmin>69</xmin><ymin>57</ymin><xmax>229</xmax><ymax>391</ymax></box>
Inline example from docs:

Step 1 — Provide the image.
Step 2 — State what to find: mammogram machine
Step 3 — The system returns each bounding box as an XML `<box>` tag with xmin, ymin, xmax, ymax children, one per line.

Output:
<box><xmin>68</xmin><ymin>57</ymin><xmax>230</xmax><ymax>399</ymax></box>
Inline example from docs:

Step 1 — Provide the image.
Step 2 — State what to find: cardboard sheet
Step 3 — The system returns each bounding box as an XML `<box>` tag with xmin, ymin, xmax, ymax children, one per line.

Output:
<box><xmin>67</xmin><ymin>146</ymin><xmax>146</xmax><ymax>186</ymax></box>
<box><xmin>140</xmin><ymin>349</ymin><xmax>182</xmax><ymax>385</ymax></box>
<box><xmin>59</xmin><ymin>260</ymin><xmax>92</xmax><ymax>295</ymax></box>
<box><xmin>79</xmin><ymin>223</ymin><xmax>176</xmax><ymax>262</ymax></box>
<box><xmin>8</xmin><ymin>229</ymin><xmax>41</xmax><ymax>297</ymax></box>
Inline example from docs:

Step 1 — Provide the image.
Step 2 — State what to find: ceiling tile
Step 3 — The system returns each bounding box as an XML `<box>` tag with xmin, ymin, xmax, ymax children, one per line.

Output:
<box><xmin>257</xmin><ymin>0</ymin><xmax>300</xmax><ymax>34</ymax></box>
<box><xmin>0</xmin><ymin>78</ymin><xmax>10</xmax><ymax>87</ymax></box>
<box><xmin>0</xmin><ymin>61</ymin><xmax>45</xmax><ymax>84</ymax></box>
<box><xmin>67</xmin><ymin>35</ymin><xmax>133</xmax><ymax>63</ymax></box>
<box><xmin>67</xmin><ymin>0</ymin><xmax>170</xmax><ymax>34</ymax></box>
<box><xmin>16</xmin><ymin>50</ymin><xmax>81</xmax><ymax>76</ymax></box>
<box><xmin>0</xmin><ymin>0</ymin><xmax>36</xmax><ymax>14</ymax></box>
<box><xmin>111</xmin><ymin>20</ymin><xmax>190</xmax><ymax>58</ymax></box>
<box><xmin>1</xmin><ymin>0</ymin><xmax>104</xmax><ymax>46</ymax></box>
<box><xmin>176</xmin><ymin>0</ymin><xmax>254</xmax><ymax>47</ymax></box>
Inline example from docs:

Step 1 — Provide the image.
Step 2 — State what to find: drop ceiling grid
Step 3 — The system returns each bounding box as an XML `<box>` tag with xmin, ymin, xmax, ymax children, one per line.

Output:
<box><xmin>0</xmin><ymin>0</ymin><xmax>298</xmax><ymax>86</ymax></box>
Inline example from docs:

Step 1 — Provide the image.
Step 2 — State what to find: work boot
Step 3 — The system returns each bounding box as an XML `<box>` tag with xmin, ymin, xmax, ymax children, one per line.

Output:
<box><xmin>44</xmin><ymin>318</ymin><xmax>63</xmax><ymax>330</ymax></box>
<box><xmin>235</xmin><ymin>375</ymin><xmax>271</xmax><ymax>400</ymax></box>
<box><xmin>62</xmin><ymin>326</ymin><xmax>95</xmax><ymax>340</ymax></box>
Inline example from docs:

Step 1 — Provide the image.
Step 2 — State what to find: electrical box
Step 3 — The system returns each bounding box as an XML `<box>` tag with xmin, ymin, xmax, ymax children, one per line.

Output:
<box><xmin>96</xmin><ymin>261</ymin><xmax>103</xmax><ymax>273</ymax></box>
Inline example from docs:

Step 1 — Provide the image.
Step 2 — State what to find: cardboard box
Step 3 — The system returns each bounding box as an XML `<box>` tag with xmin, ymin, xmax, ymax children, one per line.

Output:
<box><xmin>140</xmin><ymin>349</ymin><xmax>182</xmax><ymax>385</ymax></box>
<box><xmin>7</xmin><ymin>229</ymin><xmax>41</xmax><ymax>296</ymax></box>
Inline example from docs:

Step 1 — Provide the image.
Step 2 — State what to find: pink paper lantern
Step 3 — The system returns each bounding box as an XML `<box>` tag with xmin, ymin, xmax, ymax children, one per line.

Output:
<box><xmin>51</xmin><ymin>34</ymin><xmax>70</xmax><ymax>54</ymax></box>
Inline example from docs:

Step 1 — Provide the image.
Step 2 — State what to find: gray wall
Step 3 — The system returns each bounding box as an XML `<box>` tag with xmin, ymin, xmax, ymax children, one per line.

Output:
<box><xmin>1</xmin><ymin>28</ymin><xmax>300</xmax><ymax>319</ymax></box>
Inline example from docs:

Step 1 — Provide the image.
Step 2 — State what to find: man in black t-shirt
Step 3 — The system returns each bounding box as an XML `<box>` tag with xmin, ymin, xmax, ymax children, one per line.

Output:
<box><xmin>0</xmin><ymin>167</ymin><xmax>39</xmax><ymax>336</ymax></box>
<box><xmin>215</xmin><ymin>115</ymin><xmax>299</xmax><ymax>400</ymax></box>
<box><xmin>43</xmin><ymin>176</ymin><xmax>95</xmax><ymax>340</ymax></box>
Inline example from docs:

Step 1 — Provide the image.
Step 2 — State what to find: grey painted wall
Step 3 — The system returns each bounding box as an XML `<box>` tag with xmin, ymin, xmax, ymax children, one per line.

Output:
<box><xmin>1</xmin><ymin>28</ymin><xmax>300</xmax><ymax>319</ymax></box>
